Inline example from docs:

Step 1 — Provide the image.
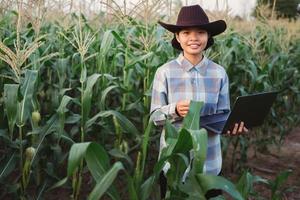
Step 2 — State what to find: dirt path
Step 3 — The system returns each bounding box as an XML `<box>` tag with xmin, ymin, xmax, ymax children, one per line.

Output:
<box><xmin>225</xmin><ymin>127</ymin><xmax>300</xmax><ymax>199</ymax></box>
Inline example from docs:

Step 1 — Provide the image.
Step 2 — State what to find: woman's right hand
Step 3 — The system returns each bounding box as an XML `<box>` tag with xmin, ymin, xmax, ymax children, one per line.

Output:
<box><xmin>176</xmin><ymin>100</ymin><xmax>190</xmax><ymax>117</ymax></box>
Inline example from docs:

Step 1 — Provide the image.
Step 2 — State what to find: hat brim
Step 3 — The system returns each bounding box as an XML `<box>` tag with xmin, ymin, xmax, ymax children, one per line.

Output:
<box><xmin>171</xmin><ymin>36</ymin><xmax>214</xmax><ymax>51</ymax></box>
<box><xmin>158</xmin><ymin>20</ymin><xmax>226</xmax><ymax>36</ymax></box>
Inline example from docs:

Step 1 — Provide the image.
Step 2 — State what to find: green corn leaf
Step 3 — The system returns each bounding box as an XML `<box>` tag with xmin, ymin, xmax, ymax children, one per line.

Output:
<box><xmin>175</xmin><ymin>153</ymin><xmax>190</xmax><ymax>168</ymax></box>
<box><xmin>236</xmin><ymin>171</ymin><xmax>250</xmax><ymax>198</ymax></box>
<box><xmin>101</xmin><ymin>73</ymin><xmax>118</xmax><ymax>81</ymax></box>
<box><xmin>31</xmin><ymin>114</ymin><xmax>58</xmax><ymax>165</ymax></box>
<box><xmin>56</xmin><ymin>95</ymin><xmax>73</xmax><ymax>139</ymax></box>
<box><xmin>59</xmin><ymin>88</ymin><xmax>72</xmax><ymax>97</ymax></box>
<box><xmin>247</xmin><ymin>60</ymin><xmax>258</xmax><ymax>78</ymax></box>
<box><xmin>165</xmin><ymin>119</ymin><xmax>178</xmax><ymax>139</ymax></box>
<box><xmin>210</xmin><ymin>196</ymin><xmax>226</xmax><ymax>200</ymax></box>
<box><xmin>48</xmin><ymin>177</ymin><xmax>68</xmax><ymax>191</ymax></box>
<box><xmin>0</xmin><ymin>129</ymin><xmax>16</xmax><ymax>148</ymax></box>
<box><xmin>182</xmin><ymin>101</ymin><xmax>203</xmax><ymax>130</ymax></box>
<box><xmin>4</xmin><ymin>84</ymin><xmax>19</xmax><ymax>138</ymax></box>
<box><xmin>141</xmin><ymin>121</ymin><xmax>154</xmax><ymax>177</ymax></box>
<box><xmin>111</xmin><ymin>30</ymin><xmax>127</xmax><ymax>48</ymax></box>
<box><xmin>172</xmin><ymin>128</ymin><xmax>193</xmax><ymax>154</ymax></box>
<box><xmin>236</xmin><ymin>171</ymin><xmax>267</xmax><ymax>199</ymax></box>
<box><xmin>36</xmin><ymin>181</ymin><xmax>47</xmax><ymax>200</ymax></box>
<box><xmin>179</xmin><ymin>176</ymin><xmax>205</xmax><ymax>199</ymax></box>
<box><xmin>86</xmin><ymin>110</ymin><xmax>140</xmax><ymax>138</ymax></box>
<box><xmin>0</xmin><ymin>152</ymin><xmax>17</xmax><ymax>180</ymax></box>
<box><xmin>60</xmin><ymin>133</ymin><xmax>75</xmax><ymax>144</ymax></box>
<box><xmin>189</xmin><ymin>129</ymin><xmax>207</xmax><ymax>174</ymax></box>
<box><xmin>251</xmin><ymin>174</ymin><xmax>268</xmax><ymax>184</ymax></box>
<box><xmin>67</xmin><ymin>142</ymin><xmax>120</xmax><ymax>199</ymax></box>
<box><xmin>17</xmin><ymin>70</ymin><xmax>38</xmax><ymax>127</ymax></box>
<box><xmin>153</xmin><ymin>155</ymin><xmax>172</xmax><ymax>177</ymax></box>
<box><xmin>100</xmin><ymin>85</ymin><xmax>118</xmax><ymax>110</ymax></box>
<box><xmin>127</xmin><ymin>52</ymin><xmax>154</xmax><ymax>68</ymax></box>
<box><xmin>85</xmin><ymin>143</ymin><xmax>120</xmax><ymax>200</ymax></box>
<box><xmin>82</xmin><ymin>73</ymin><xmax>100</xmax><ymax>125</ymax></box>
<box><xmin>100</xmin><ymin>30</ymin><xmax>114</xmax><ymax>56</ymax></box>
<box><xmin>88</xmin><ymin>162</ymin><xmax>123</xmax><ymax>200</ymax></box>
<box><xmin>195</xmin><ymin>174</ymin><xmax>244</xmax><ymax>200</ymax></box>
<box><xmin>109</xmin><ymin>148</ymin><xmax>133</xmax><ymax>167</ymax></box>
<box><xmin>65</xmin><ymin>113</ymin><xmax>81</xmax><ymax>124</ymax></box>
<box><xmin>55</xmin><ymin>57</ymin><xmax>69</xmax><ymax>79</ymax></box>
<box><xmin>269</xmin><ymin>169</ymin><xmax>292</xmax><ymax>196</ymax></box>
<box><xmin>56</xmin><ymin>95</ymin><xmax>72</xmax><ymax>114</ymax></box>
<box><xmin>163</xmin><ymin>137</ymin><xmax>178</xmax><ymax>158</ymax></box>
<box><xmin>167</xmin><ymin>153</ymin><xmax>190</xmax><ymax>185</ymax></box>
<box><xmin>85</xmin><ymin>142</ymin><xmax>110</xmax><ymax>179</ymax></box>
<box><xmin>85</xmin><ymin>111</ymin><xmax>106</xmax><ymax>129</ymax></box>
<box><xmin>140</xmin><ymin>175</ymin><xmax>156</xmax><ymax>200</ymax></box>
<box><xmin>126</xmin><ymin>174</ymin><xmax>139</xmax><ymax>200</ymax></box>
<box><xmin>67</xmin><ymin>142</ymin><xmax>91</xmax><ymax>177</ymax></box>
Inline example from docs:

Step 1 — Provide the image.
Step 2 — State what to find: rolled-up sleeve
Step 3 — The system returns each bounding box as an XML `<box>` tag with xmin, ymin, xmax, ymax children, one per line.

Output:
<box><xmin>150</xmin><ymin>68</ymin><xmax>181</xmax><ymax>126</ymax></box>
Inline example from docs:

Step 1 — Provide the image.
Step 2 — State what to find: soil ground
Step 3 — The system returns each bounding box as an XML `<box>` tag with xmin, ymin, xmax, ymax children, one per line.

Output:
<box><xmin>223</xmin><ymin>127</ymin><xmax>300</xmax><ymax>200</ymax></box>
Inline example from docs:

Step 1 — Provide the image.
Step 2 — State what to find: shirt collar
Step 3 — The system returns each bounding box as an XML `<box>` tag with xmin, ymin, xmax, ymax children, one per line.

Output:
<box><xmin>176</xmin><ymin>53</ymin><xmax>208</xmax><ymax>75</ymax></box>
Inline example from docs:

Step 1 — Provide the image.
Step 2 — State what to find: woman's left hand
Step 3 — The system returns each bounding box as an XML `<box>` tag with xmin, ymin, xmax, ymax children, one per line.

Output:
<box><xmin>226</xmin><ymin>121</ymin><xmax>248</xmax><ymax>136</ymax></box>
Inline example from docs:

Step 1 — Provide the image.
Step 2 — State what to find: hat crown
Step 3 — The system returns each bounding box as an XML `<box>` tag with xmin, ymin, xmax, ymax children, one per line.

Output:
<box><xmin>176</xmin><ymin>5</ymin><xmax>209</xmax><ymax>26</ymax></box>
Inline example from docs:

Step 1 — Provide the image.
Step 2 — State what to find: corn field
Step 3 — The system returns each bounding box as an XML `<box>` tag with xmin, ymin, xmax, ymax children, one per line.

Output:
<box><xmin>0</xmin><ymin>1</ymin><xmax>300</xmax><ymax>199</ymax></box>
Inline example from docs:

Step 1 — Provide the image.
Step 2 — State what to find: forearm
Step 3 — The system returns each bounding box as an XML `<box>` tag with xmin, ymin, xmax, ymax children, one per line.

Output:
<box><xmin>150</xmin><ymin>103</ymin><xmax>181</xmax><ymax>126</ymax></box>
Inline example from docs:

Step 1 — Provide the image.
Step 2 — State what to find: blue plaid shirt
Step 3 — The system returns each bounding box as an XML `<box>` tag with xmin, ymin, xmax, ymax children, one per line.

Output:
<box><xmin>150</xmin><ymin>53</ymin><xmax>230</xmax><ymax>175</ymax></box>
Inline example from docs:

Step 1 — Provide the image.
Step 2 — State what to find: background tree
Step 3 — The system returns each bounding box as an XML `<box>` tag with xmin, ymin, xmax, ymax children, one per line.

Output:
<box><xmin>256</xmin><ymin>0</ymin><xmax>300</xmax><ymax>19</ymax></box>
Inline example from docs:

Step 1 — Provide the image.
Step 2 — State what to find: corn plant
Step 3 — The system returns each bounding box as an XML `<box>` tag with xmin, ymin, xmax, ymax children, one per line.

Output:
<box><xmin>236</xmin><ymin>169</ymin><xmax>294</xmax><ymax>200</ymax></box>
<box><xmin>63</xmin><ymin>142</ymin><xmax>124</xmax><ymax>200</ymax></box>
<box><xmin>0</xmin><ymin>7</ymin><xmax>299</xmax><ymax>199</ymax></box>
<box><xmin>267</xmin><ymin>169</ymin><xmax>293</xmax><ymax>200</ymax></box>
<box><xmin>236</xmin><ymin>170</ymin><xmax>268</xmax><ymax>199</ymax></box>
<box><xmin>153</xmin><ymin>101</ymin><xmax>244</xmax><ymax>199</ymax></box>
<box><xmin>1</xmin><ymin>69</ymin><xmax>39</xmax><ymax>199</ymax></box>
<box><xmin>59</xmin><ymin>15</ymin><xmax>100</xmax><ymax>199</ymax></box>
<box><xmin>0</xmin><ymin>1</ymin><xmax>45</xmax><ymax>83</ymax></box>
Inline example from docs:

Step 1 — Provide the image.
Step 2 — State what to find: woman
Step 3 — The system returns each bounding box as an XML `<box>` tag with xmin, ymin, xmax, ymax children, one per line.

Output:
<box><xmin>150</xmin><ymin>4</ymin><xmax>248</xmax><ymax>199</ymax></box>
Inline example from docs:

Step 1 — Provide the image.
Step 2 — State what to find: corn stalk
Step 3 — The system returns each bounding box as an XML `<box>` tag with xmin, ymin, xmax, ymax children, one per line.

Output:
<box><xmin>59</xmin><ymin>14</ymin><xmax>97</xmax><ymax>200</ymax></box>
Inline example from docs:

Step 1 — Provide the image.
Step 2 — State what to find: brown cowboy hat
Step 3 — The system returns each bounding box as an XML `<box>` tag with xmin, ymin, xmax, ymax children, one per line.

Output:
<box><xmin>158</xmin><ymin>5</ymin><xmax>227</xmax><ymax>50</ymax></box>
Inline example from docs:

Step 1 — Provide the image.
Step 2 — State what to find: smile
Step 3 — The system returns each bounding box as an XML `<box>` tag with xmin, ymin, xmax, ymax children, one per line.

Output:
<box><xmin>188</xmin><ymin>44</ymin><xmax>201</xmax><ymax>48</ymax></box>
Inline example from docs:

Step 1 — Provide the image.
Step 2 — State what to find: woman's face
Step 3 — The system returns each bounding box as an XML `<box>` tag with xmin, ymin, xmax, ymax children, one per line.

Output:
<box><xmin>176</xmin><ymin>27</ymin><xmax>208</xmax><ymax>57</ymax></box>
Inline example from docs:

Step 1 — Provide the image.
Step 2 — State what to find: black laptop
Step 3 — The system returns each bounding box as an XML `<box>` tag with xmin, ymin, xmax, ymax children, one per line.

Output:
<box><xmin>200</xmin><ymin>91</ymin><xmax>278</xmax><ymax>134</ymax></box>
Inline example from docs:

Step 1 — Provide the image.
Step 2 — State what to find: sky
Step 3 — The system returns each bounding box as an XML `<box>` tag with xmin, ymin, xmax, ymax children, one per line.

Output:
<box><xmin>192</xmin><ymin>0</ymin><xmax>257</xmax><ymax>18</ymax></box>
